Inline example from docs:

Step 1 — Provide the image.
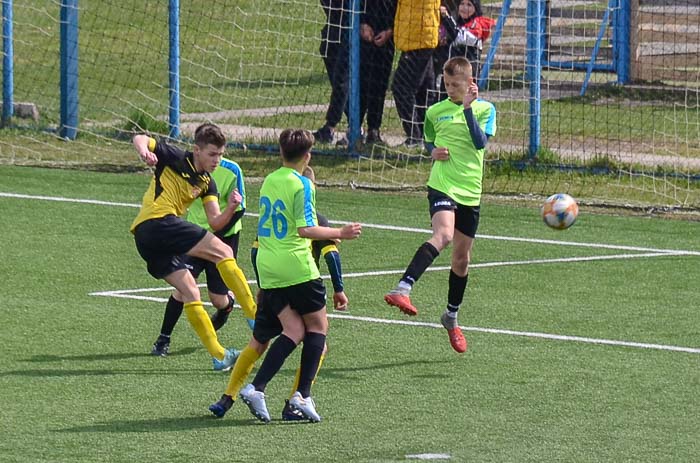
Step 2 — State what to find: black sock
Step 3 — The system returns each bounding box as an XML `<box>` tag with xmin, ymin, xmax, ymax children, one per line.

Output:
<box><xmin>252</xmin><ymin>334</ymin><xmax>297</xmax><ymax>392</ymax></box>
<box><xmin>447</xmin><ymin>270</ymin><xmax>469</xmax><ymax>312</ymax></box>
<box><xmin>159</xmin><ymin>296</ymin><xmax>184</xmax><ymax>338</ymax></box>
<box><xmin>401</xmin><ymin>242</ymin><xmax>440</xmax><ymax>286</ymax></box>
<box><xmin>297</xmin><ymin>332</ymin><xmax>326</xmax><ymax>398</ymax></box>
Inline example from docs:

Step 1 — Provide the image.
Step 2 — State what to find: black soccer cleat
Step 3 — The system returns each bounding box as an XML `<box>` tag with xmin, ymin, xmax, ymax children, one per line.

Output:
<box><xmin>151</xmin><ymin>339</ymin><xmax>170</xmax><ymax>357</ymax></box>
<box><xmin>281</xmin><ymin>399</ymin><xmax>305</xmax><ymax>421</ymax></box>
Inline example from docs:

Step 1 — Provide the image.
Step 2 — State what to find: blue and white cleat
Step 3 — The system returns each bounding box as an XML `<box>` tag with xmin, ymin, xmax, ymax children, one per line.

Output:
<box><xmin>239</xmin><ymin>383</ymin><xmax>270</xmax><ymax>423</ymax></box>
<box><xmin>209</xmin><ymin>394</ymin><xmax>234</xmax><ymax>418</ymax></box>
<box><xmin>212</xmin><ymin>348</ymin><xmax>239</xmax><ymax>371</ymax></box>
<box><xmin>289</xmin><ymin>391</ymin><xmax>322</xmax><ymax>423</ymax></box>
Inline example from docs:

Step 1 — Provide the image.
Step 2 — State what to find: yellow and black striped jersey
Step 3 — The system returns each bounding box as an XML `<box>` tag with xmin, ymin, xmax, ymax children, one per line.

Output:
<box><xmin>130</xmin><ymin>138</ymin><xmax>219</xmax><ymax>233</ymax></box>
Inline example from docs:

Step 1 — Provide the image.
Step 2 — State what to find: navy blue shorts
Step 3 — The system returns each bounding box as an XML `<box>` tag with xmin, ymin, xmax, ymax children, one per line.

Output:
<box><xmin>427</xmin><ymin>187</ymin><xmax>481</xmax><ymax>238</ymax></box>
<box><xmin>253</xmin><ymin>278</ymin><xmax>326</xmax><ymax>344</ymax></box>
<box><xmin>133</xmin><ymin>215</ymin><xmax>207</xmax><ymax>279</ymax></box>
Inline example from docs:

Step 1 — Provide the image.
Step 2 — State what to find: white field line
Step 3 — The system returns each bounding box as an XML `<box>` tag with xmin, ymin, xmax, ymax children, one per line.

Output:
<box><xmin>89</xmin><ymin>251</ymin><xmax>691</xmax><ymax>298</ymax></box>
<box><xmin>2</xmin><ymin>191</ymin><xmax>699</xmax><ymax>256</ymax></box>
<box><xmin>5</xmin><ymin>192</ymin><xmax>698</xmax><ymax>353</ymax></box>
<box><xmin>90</xmin><ymin>291</ymin><xmax>700</xmax><ymax>355</ymax></box>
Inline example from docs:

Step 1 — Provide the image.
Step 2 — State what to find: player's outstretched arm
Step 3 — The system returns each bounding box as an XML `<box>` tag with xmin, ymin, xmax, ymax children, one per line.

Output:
<box><xmin>299</xmin><ymin>223</ymin><xmax>362</xmax><ymax>241</ymax></box>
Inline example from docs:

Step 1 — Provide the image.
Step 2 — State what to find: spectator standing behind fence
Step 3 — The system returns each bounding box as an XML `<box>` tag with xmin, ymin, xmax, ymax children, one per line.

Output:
<box><xmin>391</xmin><ymin>0</ymin><xmax>441</xmax><ymax>147</ymax></box>
<box><xmin>358</xmin><ymin>0</ymin><xmax>397</xmax><ymax>146</ymax></box>
<box><xmin>434</xmin><ymin>0</ymin><xmax>496</xmax><ymax>98</ymax></box>
<box><xmin>314</xmin><ymin>0</ymin><xmax>350</xmax><ymax>144</ymax></box>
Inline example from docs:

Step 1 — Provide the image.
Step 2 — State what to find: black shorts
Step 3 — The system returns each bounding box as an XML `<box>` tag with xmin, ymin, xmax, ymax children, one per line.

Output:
<box><xmin>133</xmin><ymin>215</ymin><xmax>207</xmax><ymax>279</ymax></box>
<box><xmin>183</xmin><ymin>233</ymin><xmax>240</xmax><ymax>295</ymax></box>
<box><xmin>253</xmin><ymin>278</ymin><xmax>327</xmax><ymax>344</ymax></box>
<box><xmin>427</xmin><ymin>187</ymin><xmax>481</xmax><ymax>238</ymax></box>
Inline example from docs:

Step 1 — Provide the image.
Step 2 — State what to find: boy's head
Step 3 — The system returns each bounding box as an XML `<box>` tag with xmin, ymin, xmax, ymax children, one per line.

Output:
<box><xmin>194</xmin><ymin>123</ymin><xmax>226</xmax><ymax>148</ymax></box>
<box><xmin>279</xmin><ymin>129</ymin><xmax>314</xmax><ymax>163</ymax></box>
<box><xmin>442</xmin><ymin>57</ymin><xmax>472</xmax><ymax>103</ymax></box>
<box><xmin>193</xmin><ymin>123</ymin><xmax>226</xmax><ymax>173</ymax></box>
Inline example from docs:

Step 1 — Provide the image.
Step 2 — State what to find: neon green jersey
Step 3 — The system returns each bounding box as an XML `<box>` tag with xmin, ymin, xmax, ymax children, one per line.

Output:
<box><xmin>425</xmin><ymin>98</ymin><xmax>497</xmax><ymax>206</ymax></box>
<box><xmin>256</xmin><ymin>166</ymin><xmax>320</xmax><ymax>289</ymax></box>
<box><xmin>186</xmin><ymin>158</ymin><xmax>246</xmax><ymax>236</ymax></box>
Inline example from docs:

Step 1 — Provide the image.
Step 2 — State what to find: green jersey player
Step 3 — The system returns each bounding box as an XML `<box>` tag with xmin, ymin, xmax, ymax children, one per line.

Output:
<box><xmin>385</xmin><ymin>56</ymin><xmax>496</xmax><ymax>353</ymax></box>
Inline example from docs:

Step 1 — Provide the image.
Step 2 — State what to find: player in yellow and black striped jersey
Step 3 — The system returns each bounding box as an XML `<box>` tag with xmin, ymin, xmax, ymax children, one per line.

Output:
<box><xmin>130</xmin><ymin>123</ymin><xmax>257</xmax><ymax>370</ymax></box>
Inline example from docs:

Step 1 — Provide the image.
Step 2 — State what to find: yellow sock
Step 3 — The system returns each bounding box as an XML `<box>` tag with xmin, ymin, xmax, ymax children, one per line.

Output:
<box><xmin>216</xmin><ymin>258</ymin><xmax>257</xmax><ymax>320</ymax></box>
<box><xmin>289</xmin><ymin>351</ymin><xmax>326</xmax><ymax>399</ymax></box>
<box><xmin>184</xmin><ymin>301</ymin><xmax>225</xmax><ymax>359</ymax></box>
<box><xmin>225</xmin><ymin>345</ymin><xmax>261</xmax><ymax>397</ymax></box>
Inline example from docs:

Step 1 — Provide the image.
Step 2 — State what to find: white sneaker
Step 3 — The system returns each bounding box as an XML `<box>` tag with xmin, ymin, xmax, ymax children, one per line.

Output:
<box><xmin>239</xmin><ymin>384</ymin><xmax>270</xmax><ymax>423</ymax></box>
<box><xmin>289</xmin><ymin>391</ymin><xmax>322</xmax><ymax>423</ymax></box>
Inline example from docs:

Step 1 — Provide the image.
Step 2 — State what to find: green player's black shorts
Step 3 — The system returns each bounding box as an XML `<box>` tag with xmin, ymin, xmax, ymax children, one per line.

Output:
<box><xmin>183</xmin><ymin>233</ymin><xmax>240</xmax><ymax>295</ymax></box>
<box><xmin>253</xmin><ymin>278</ymin><xmax>327</xmax><ymax>344</ymax></box>
<box><xmin>427</xmin><ymin>187</ymin><xmax>481</xmax><ymax>238</ymax></box>
<box><xmin>133</xmin><ymin>215</ymin><xmax>207</xmax><ymax>279</ymax></box>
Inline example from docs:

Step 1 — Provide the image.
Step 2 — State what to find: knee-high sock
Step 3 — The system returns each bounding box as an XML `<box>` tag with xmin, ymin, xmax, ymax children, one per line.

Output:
<box><xmin>216</xmin><ymin>258</ymin><xmax>257</xmax><ymax>320</ymax></box>
<box><xmin>183</xmin><ymin>301</ymin><xmax>225</xmax><ymax>359</ymax></box>
<box><xmin>159</xmin><ymin>296</ymin><xmax>183</xmax><ymax>337</ymax></box>
<box><xmin>401</xmin><ymin>242</ymin><xmax>440</xmax><ymax>287</ymax></box>
<box><xmin>252</xmin><ymin>334</ymin><xmax>297</xmax><ymax>392</ymax></box>
<box><xmin>289</xmin><ymin>347</ymin><xmax>326</xmax><ymax>399</ymax></box>
<box><xmin>447</xmin><ymin>270</ymin><xmax>469</xmax><ymax>312</ymax></box>
<box><xmin>225</xmin><ymin>345</ymin><xmax>261</xmax><ymax>398</ymax></box>
<box><xmin>297</xmin><ymin>332</ymin><xmax>327</xmax><ymax>398</ymax></box>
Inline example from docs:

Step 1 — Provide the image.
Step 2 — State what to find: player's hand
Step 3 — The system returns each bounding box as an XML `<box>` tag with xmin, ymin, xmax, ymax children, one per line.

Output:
<box><xmin>138</xmin><ymin>149</ymin><xmax>157</xmax><ymax>166</ymax></box>
<box><xmin>333</xmin><ymin>291</ymin><xmax>349</xmax><ymax>311</ymax></box>
<box><xmin>463</xmin><ymin>82</ymin><xmax>479</xmax><ymax>107</ymax></box>
<box><xmin>339</xmin><ymin>223</ymin><xmax>362</xmax><ymax>240</ymax></box>
<box><xmin>431</xmin><ymin>147</ymin><xmax>450</xmax><ymax>161</ymax></box>
<box><xmin>374</xmin><ymin>30</ymin><xmax>392</xmax><ymax>47</ymax></box>
<box><xmin>228</xmin><ymin>188</ymin><xmax>242</xmax><ymax>207</ymax></box>
<box><xmin>360</xmin><ymin>24</ymin><xmax>374</xmax><ymax>42</ymax></box>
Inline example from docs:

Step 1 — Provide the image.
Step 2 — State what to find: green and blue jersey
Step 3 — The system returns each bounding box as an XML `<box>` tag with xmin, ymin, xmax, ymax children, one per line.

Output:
<box><xmin>256</xmin><ymin>166</ymin><xmax>320</xmax><ymax>288</ymax></box>
<box><xmin>186</xmin><ymin>157</ymin><xmax>245</xmax><ymax>237</ymax></box>
<box><xmin>424</xmin><ymin>98</ymin><xmax>497</xmax><ymax>206</ymax></box>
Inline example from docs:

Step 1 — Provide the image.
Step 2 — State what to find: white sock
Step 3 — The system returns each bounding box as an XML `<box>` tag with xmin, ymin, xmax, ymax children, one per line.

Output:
<box><xmin>397</xmin><ymin>281</ymin><xmax>412</xmax><ymax>292</ymax></box>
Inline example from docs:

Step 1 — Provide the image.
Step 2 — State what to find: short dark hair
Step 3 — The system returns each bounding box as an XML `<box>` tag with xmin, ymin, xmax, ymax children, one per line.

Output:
<box><xmin>279</xmin><ymin>129</ymin><xmax>314</xmax><ymax>162</ymax></box>
<box><xmin>443</xmin><ymin>56</ymin><xmax>472</xmax><ymax>78</ymax></box>
<box><xmin>194</xmin><ymin>123</ymin><xmax>226</xmax><ymax>148</ymax></box>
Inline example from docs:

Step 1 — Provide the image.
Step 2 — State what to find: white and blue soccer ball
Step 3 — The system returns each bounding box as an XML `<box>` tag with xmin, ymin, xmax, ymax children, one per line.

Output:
<box><xmin>541</xmin><ymin>193</ymin><xmax>579</xmax><ymax>230</ymax></box>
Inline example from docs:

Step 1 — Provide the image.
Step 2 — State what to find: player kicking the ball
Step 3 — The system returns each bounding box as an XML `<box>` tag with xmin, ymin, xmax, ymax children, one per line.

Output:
<box><xmin>384</xmin><ymin>57</ymin><xmax>496</xmax><ymax>353</ymax></box>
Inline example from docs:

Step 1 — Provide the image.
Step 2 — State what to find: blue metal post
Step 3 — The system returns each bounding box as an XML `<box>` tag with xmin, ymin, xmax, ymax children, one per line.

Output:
<box><xmin>347</xmin><ymin>0</ymin><xmax>361</xmax><ymax>152</ymax></box>
<box><xmin>168</xmin><ymin>0</ymin><xmax>180</xmax><ymax>138</ymax></box>
<box><xmin>59</xmin><ymin>0</ymin><xmax>79</xmax><ymax>140</ymax></box>
<box><xmin>526</xmin><ymin>0</ymin><xmax>544</xmax><ymax>158</ymax></box>
<box><xmin>2</xmin><ymin>0</ymin><xmax>13</xmax><ymax>125</ymax></box>
<box><xmin>479</xmin><ymin>0</ymin><xmax>511</xmax><ymax>89</ymax></box>
<box><xmin>614</xmin><ymin>0</ymin><xmax>630</xmax><ymax>84</ymax></box>
<box><xmin>581</xmin><ymin>0</ymin><xmax>614</xmax><ymax>96</ymax></box>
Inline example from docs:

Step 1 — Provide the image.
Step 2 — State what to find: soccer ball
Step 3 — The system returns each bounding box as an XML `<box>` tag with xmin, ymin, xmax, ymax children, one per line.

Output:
<box><xmin>541</xmin><ymin>193</ymin><xmax>578</xmax><ymax>230</ymax></box>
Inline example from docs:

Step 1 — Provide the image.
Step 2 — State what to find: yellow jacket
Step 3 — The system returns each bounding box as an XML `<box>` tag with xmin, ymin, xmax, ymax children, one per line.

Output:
<box><xmin>394</xmin><ymin>0</ymin><xmax>440</xmax><ymax>52</ymax></box>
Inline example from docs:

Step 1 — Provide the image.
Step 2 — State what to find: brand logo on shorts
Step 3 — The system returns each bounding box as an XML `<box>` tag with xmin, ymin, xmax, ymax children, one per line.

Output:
<box><xmin>433</xmin><ymin>200</ymin><xmax>453</xmax><ymax>207</ymax></box>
